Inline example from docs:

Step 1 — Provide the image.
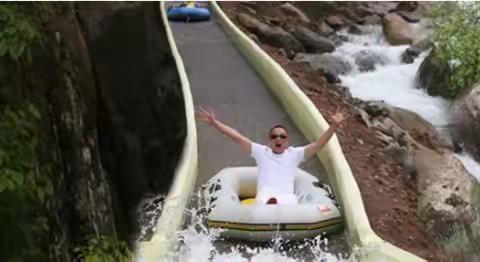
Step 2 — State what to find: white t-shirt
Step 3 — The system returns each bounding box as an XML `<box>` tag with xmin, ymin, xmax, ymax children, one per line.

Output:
<box><xmin>250</xmin><ymin>142</ymin><xmax>306</xmax><ymax>204</ymax></box>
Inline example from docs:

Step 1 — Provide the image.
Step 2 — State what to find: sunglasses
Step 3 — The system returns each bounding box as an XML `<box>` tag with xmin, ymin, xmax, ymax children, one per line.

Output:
<box><xmin>270</xmin><ymin>133</ymin><xmax>288</xmax><ymax>140</ymax></box>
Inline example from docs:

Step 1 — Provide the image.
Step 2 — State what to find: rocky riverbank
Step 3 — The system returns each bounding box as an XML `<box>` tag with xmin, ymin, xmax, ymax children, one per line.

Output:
<box><xmin>220</xmin><ymin>2</ymin><xmax>480</xmax><ymax>261</ymax></box>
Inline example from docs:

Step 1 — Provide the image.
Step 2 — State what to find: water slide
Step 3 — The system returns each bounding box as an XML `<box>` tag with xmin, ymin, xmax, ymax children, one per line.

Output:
<box><xmin>136</xmin><ymin>2</ymin><xmax>424</xmax><ymax>261</ymax></box>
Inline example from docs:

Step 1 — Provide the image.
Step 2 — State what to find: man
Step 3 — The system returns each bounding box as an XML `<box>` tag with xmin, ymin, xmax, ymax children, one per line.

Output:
<box><xmin>196</xmin><ymin>107</ymin><xmax>348</xmax><ymax>205</ymax></box>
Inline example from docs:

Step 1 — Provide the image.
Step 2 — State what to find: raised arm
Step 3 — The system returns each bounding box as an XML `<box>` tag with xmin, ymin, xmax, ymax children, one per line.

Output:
<box><xmin>305</xmin><ymin>109</ymin><xmax>349</xmax><ymax>159</ymax></box>
<box><xmin>196</xmin><ymin>107</ymin><xmax>252</xmax><ymax>153</ymax></box>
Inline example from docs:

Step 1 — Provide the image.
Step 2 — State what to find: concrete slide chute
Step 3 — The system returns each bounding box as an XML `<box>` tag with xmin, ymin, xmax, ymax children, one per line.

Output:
<box><xmin>136</xmin><ymin>2</ymin><xmax>425</xmax><ymax>262</ymax></box>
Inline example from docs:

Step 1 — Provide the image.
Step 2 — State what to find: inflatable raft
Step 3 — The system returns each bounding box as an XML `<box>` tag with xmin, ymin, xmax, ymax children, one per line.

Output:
<box><xmin>206</xmin><ymin>167</ymin><xmax>343</xmax><ymax>241</ymax></box>
<box><xmin>167</xmin><ymin>3</ymin><xmax>211</xmax><ymax>22</ymax></box>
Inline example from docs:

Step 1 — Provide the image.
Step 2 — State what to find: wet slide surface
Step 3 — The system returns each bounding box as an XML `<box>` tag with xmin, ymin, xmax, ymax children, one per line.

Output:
<box><xmin>169</xmin><ymin>13</ymin><xmax>326</xmax><ymax>188</ymax></box>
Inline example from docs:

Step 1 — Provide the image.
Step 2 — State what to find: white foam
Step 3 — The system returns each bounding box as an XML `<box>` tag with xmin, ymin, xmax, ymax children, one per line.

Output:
<box><xmin>456</xmin><ymin>153</ymin><xmax>480</xmax><ymax>181</ymax></box>
<box><xmin>169</xmin><ymin>191</ymin><xmax>354</xmax><ymax>261</ymax></box>
<box><xmin>338</xmin><ymin>25</ymin><xmax>480</xmax><ymax>181</ymax></box>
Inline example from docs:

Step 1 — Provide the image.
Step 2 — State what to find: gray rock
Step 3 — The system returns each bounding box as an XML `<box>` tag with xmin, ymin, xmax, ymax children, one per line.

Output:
<box><xmin>382</xmin><ymin>13</ymin><xmax>415</xmax><ymax>45</ymax></box>
<box><xmin>331</xmin><ymin>34</ymin><xmax>349</xmax><ymax>46</ymax></box>
<box><xmin>451</xmin><ymin>83</ymin><xmax>480</xmax><ymax>162</ymax></box>
<box><xmin>360</xmin><ymin>14</ymin><xmax>381</xmax><ymax>25</ymax></box>
<box><xmin>360</xmin><ymin>100</ymin><xmax>392</xmax><ymax>117</ymax></box>
<box><xmin>324</xmin><ymin>72</ymin><xmax>341</xmax><ymax>84</ymax></box>
<box><xmin>389</xmin><ymin>107</ymin><xmax>455</xmax><ymax>152</ymax></box>
<box><xmin>396</xmin><ymin>1</ymin><xmax>419</xmax><ymax>12</ymax></box>
<box><xmin>401</xmin><ymin>47</ymin><xmax>422</xmax><ymax>64</ymax></box>
<box><xmin>393</xmin><ymin>1</ymin><xmax>427</xmax><ymax>23</ymax></box>
<box><xmin>237</xmin><ymin>12</ymin><xmax>268</xmax><ymax>31</ymax></box>
<box><xmin>293</xmin><ymin>26</ymin><xmax>335</xmax><ymax>54</ymax></box>
<box><xmin>355</xmin><ymin>5</ymin><xmax>373</xmax><ymax>18</ymax></box>
<box><xmin>365</xmin><ymin>2</ymin><xmax>398</xmax><ymax>17</ymax></box>
<box><xmin>237</xmin><ymin>13</ymin><xmax>305</xmax><ymax>53</ymax></box>
<box><xmin>415</xmin><ymin>49</ymin><xmax>451</xmax><ymax>98</ymax></box>
<box><xmin>412</xmin><ymin>37</ymin><xmax>433</xmax><ymax>51</ymax></box>
<box><xmin>396</xmin><ymin>10</ymin><xmax>422</xmax><ymax>23</ymax></box>
<box><xmin>280</xmin><ymin>3</ymin><xmax>310</xmax><ymax>23</ymax></box>
<box><xmin>294</xmin><ymin>53</ymin><xmax>352</xmax><ymax>76</ymax></box>
<box><xmin>325</xmin><ymin>15</ymin><xmax>346</xmax><ymax>30</ymax></box>
<box><xmin>354</xmin><ymin>50</ymin><xmax>387</xmax><ymax>72</ymax></box>
<box><xmin>318</xmin><ymin>21</ymin><xmax>334</xmax><ymax>36</ymax></box>
<box><xmin>347</xmin><ymin>24</ymin><xmax>363</xmax><ymax>35</ymax></box>
<box><xmin>414</xmin><ymin>144</ymin><xmax>480</xmax><ymax>247</ymax></box>
<box><xmin>336</xmin><ymin>6</ymin><xmax>362</xmax><ymax>23</ymax></box>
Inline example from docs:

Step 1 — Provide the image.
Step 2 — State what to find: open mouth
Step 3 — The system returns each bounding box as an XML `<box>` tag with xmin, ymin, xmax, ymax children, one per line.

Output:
<box><xmin>275</xmin><ymin>143</ymin><xmax>282</xmax><ymax>148</ymax></box>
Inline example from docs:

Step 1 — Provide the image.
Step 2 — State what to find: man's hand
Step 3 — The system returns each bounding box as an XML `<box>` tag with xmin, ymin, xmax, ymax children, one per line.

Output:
<box><xmin>195</xmin><ymin>106</ymin><xmax>252</xmax><ymax>153</ymax></box>
<box><xmin>196</xmin><ymin>106</ymin><xmax>217</xmax><ymax>127</ymax></box>
<box><xmin>305</xmin><ymin>108</ymin><xmax>350</xmax><ymax>159</ymax></box>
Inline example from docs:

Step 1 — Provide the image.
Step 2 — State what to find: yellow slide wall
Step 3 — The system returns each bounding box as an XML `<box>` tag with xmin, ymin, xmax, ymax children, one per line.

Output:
<box><xmin>135</xmin><ymin>2</ymin><xmax>198</xmax><ymax>261</ymax></box>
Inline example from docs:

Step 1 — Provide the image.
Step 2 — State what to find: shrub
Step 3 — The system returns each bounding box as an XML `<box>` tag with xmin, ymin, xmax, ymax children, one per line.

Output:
<box><xmin>431</xmin><ymin>2</ymin><xmax>480</xmax><ymax>97</ymax></box>
<box><xmin>0</xmin><ymin>3</ymin><xmax>40</xmax><ymax>61</ymax></box>
<box><xmin>74</xmin><ymin>235</ymin><xmax>132</xmax><ymax>262</ymax></box>
<box><xmin>0</xmin><ymin>104</ymin><xmax>51</xmax><ymax>261</ymax></box>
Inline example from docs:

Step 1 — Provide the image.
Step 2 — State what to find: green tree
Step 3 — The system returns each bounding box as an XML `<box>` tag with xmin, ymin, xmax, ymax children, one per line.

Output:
<box><xmin>74</xmin><ymin>235</ymin><xmax>132</xmax><ymax>262</ymax></box>
<box><xmin>432</xmin><ymin>2</ymin><xmax>480</xmax><ymax>97</ymax></box>
<box><xmin>0</xmin><ymin>3</ymin><xmax>40</xmax><ymax>62</ymax></box>
<box><xmin>0</xmin><ymin>105</ymin><xmax>51</xmax><ymax>261</ymax></box>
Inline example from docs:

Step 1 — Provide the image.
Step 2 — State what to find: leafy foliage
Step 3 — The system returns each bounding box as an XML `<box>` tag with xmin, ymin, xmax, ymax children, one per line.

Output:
<box><xmin>74</xmin><ymin>235</ymin><xmax>132</xmax><ymax>262</ymax></box>
<box><xmin>0</xmin><ymin>104</ymin><xmax>51</xmax><ymax>261</ymax></box>
<box><xmin>0</xmin><ymin>104</ymin><xmax>52</xmax><ymax>200</ymax></box>
<box><xmin>0</xmin><ymin>3</ymin><xmax>39</xmax><ymax>61</ymax></box>
<box><xmin>431</xmin><ymin>2</ymin><xmax>480</xmax><ymax>97</ymax></box>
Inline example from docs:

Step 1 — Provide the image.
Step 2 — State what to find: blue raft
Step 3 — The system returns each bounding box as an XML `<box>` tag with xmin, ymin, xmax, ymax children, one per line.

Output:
<box><xmin>167</xmin><ymin>5</ymin><xmax>211</xmax><ymax>22</ymax></box>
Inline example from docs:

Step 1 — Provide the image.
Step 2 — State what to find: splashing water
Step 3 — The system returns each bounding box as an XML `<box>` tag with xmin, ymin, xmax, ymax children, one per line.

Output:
<box><xmin>336</xmin><ymin>25</ymin><xmax>480</xmax><ymax>181</ymax></box>
<box><xmin>137</xmin><ymin>194</ymin><xmax>166</xmax><ymax>241</ymax></box>
<box><xmin>138</xmin><ymin>188</ymin><xmax>355</xmax><ymax>261</ymax></box>
<box><xmin>170</xmin><ymin>190</ymin><xmax>354</xmax><ymax>261</ymax></box>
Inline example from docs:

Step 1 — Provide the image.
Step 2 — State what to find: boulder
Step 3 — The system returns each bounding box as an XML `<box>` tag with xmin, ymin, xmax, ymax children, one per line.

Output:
<box><xmin>354</xmin><ymin>50</ymin><xmax>387</xmax><ymax>72</ymax></box>
<box><xmin>331</xmin><ymin>34</ymin><xmax>349</xmax><ymax>46</ymax></box>
<box><xmin>280</xmin><ymin>3</ymin><xmax>310</xmax><ymax>23</ymax></box>
<box><xmin>451</xmin><ymin>83</ymin><xmax>480</xmax><ymax>162</ymax></box>
<box><xmin>318</xmin><ymin>21</ymin><xmax>334</xmax><ymax>36</ymax></box>
<box><xmin>382</xmin><ymin>13</ymin><xmax>415</xmax><ymax>45</ymax></box>
<box><xmin>240</xmin><ymin>2</ymin><xmax>257</xmax><ymax>10</ymax></box>
<box><xmin>293</xmin><ymin>26</ymin><xmax>335</xmax><ymax>54</ymax></box>
<box><xmin>347</xmin><ymin>24</ymin><xmax>363</xmax><ymax>35</ymax></box>
<box><xmin>336</xmin><ymin>7</ymin><xmax>362</xmax><ymax>23</ymax></box>
<box><xmin>324</xmin><ymin>72</ymin><xmax>341</xmax><ymax>84</ymax></box>
<box><xmin>325</xmin><ymin>15</ymin><xmax>346</xmax><ymax>30</ymax></box>
<box><xmin>358</xmin><ymin>100</ymin><xmax>480</xmax><ymax>255</ymax></box>
<box><xmin>244</xmin><ymin>6</ymin><xmax>256</xmax><ymax>15</ymax></box>
<box><xmin>414</xmin><ymin>145</ymin><xmax>479</xmax><ymax>243</ymax></box>
<box><xmin>389</xmin><ymin>107</ymin><xmax>455</xmax><ymax>152</ymax></box>
<box><xmin>237</xmin><ymin>12</ymin><xmax>268</xmax><ymax>31</ymax></box>
<box><xmin>365</xmin><ymin>2</ymin><xmax>398</xmax><ymax>17</ymax></box>
<box><xmin>360</xmin><ymin>100</ymin><xmax>392</xmax><ymax>117</ymax></box>
<box><xmin>415</xmin><ymin>49</ymin><xmax>451</xmax><ymax>98</ymax></box>
<box><xmin>354</xmin><ymin>5</ymin><xmax>373</xmax><ymax>18</ymax></box>
<box><xmin>393</xmin><ymin>1</ymin><xmax>429</xmax><ymax>22</ymax></box>
<box><xmin>237</xmin><ymin>13</ymin><xmax>305</xmax><ymax>53</ymax></box>
<box><xmin>396</xmin><ymin>9</ymin><xmax>423</xmax><ymax>23</ymax></box>
<box><xmin>359</xmin><ymin>14</ymin><xmax>381</xmax><ymax>25</ymax></box>
<box><xmin>294</xmin><ymin>53</ymin><xmax>352</xmax><ymax>77</ymax></box>
<box><xmin>401</xmin><ymin>47</ymin><xmax>422</xmax><ymax>64</ymax></box>
<box><xmin>396</xmin><ymin>1</ymin><xmax>419</xmax><ymax>12</ymax></box>
<box><xmin>412</xmin><ymin>37</ymin><xmax>433</xmax><ymax>51</ymax></box>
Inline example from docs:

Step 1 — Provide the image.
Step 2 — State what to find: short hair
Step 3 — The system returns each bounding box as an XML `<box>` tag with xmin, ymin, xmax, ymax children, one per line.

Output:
<box><xmin>268</xmin><ymin>124</ymin><xmax>288</xmax><ymax>135</ymax></box>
